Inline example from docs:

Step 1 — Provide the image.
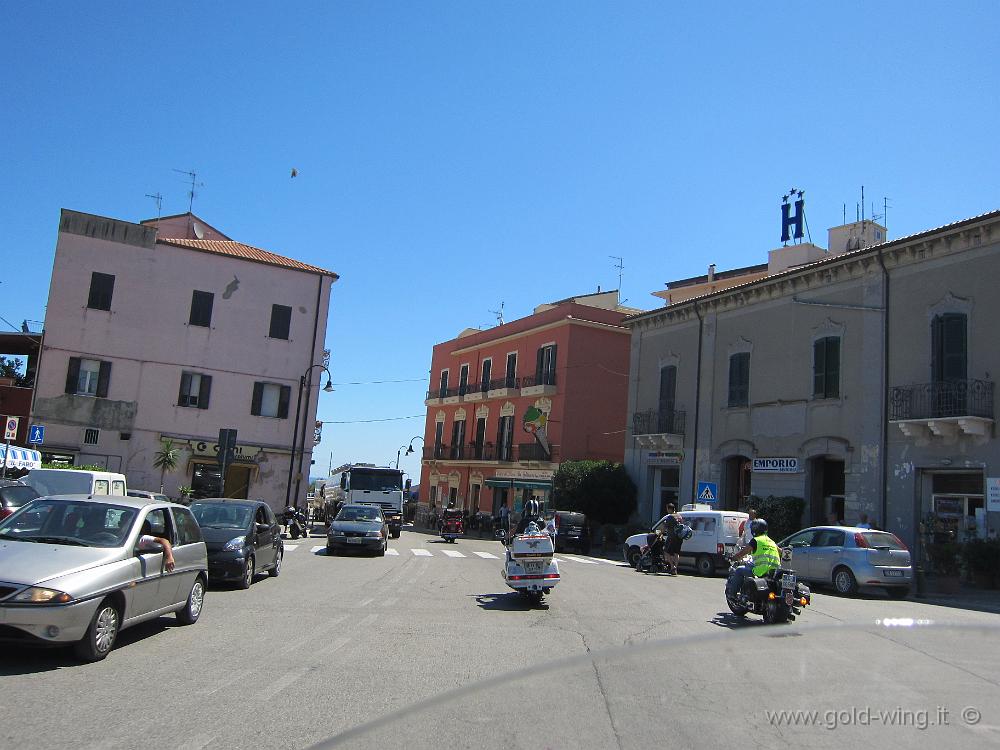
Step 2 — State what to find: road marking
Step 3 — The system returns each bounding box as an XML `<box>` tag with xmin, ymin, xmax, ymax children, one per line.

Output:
<box><xmin>176</xmin><ymin>735</ymin><xmax>215</xmax><ymax>750</ymax></box>
<box><xmin>256</xmin><ymin>666</ymin><xmax>310</xmax><ymax>701</ymax></box>
<box><xmin>311</xmin><ymin>545</ymin><xmax>326</xmax><ymax>553</ymax></box>
<box><xmin>318</xmin><ymin>636</ymin><xmax>351</xmax><ymax>657</ymax></box>
<box><xmin>473</xmin><ymin>551</ymin><xmax>499</xmax><ymax>559</ymax></box>
<box><xmin>441</xmin><ymin>550</ymin><xmax>466</xmax><ymax>558</ymax></box>
<box><xmin>412</xmin><ymin>548</ymin><xmax>432</xmax><ymax>556</ymax></box>
<box><xmin>283</xmin><ymin>545</ymin><xmax>299</xmax><ymax>551</ymax></box>
<box><xmin>358</xmin><ymin>598</ymin><xmax>375</xmax><ymax>608</ymax></box>
<box><xmin>385</xmin><ymin>548</ymin><xmax>400</xmax><ymax>555</ymax></box>
<box><xmin>381</xmin><ymin>597</ymin><xmax>397</xmax><ymax>607</ymax></box>
<box><xmin>562</xmin><ymin>555</ymin><xmax>599</xmax><ymax>564</ymax></box>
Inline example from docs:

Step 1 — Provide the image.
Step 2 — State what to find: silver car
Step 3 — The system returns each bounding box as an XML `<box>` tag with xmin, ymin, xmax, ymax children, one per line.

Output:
<box><xmin>779</xmin><ymin>525</ymin><xmax>912</xmax><ymax>598</ymax></box>
<box><xmin>0</xmin><ymin>494</ymin><xmax>208</xmax><ymax>661</ymax></box>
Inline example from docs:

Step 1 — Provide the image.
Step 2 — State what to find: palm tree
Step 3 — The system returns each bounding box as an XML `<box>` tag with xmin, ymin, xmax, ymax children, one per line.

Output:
<box><xmin>152</xmin><ymin>440</ymin><xmax>182</xmax><ymax>493</ymax></box>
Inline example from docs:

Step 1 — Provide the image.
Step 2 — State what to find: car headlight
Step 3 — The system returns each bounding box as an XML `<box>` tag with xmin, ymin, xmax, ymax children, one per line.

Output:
<box><xmin>330</xmin><ymin>530</ymin><xmax>346</xmax><ymax>537</ymax></box>
<box><xmin>13</xmin><ymin>586</ymin><xmax>72</xmax><ymax>604</ymax></box>
<box><xmin>366</xmin><ymin>530</ymin><xmax>383</xmax><ymax>538</ymax></box>
<box><xmin>223</xmin><ymin>536</ymin><xmax>247</xmax><ymax>551</ymax></box>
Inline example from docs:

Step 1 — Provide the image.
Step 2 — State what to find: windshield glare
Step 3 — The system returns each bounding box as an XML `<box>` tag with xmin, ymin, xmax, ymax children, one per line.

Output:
<box><xmin>336</xmin><ymin>507</ymin><xmax>382</xmax><ymax>523</ymax></box>
<box><xmin>0</xmin><ymin>499</ymin><xmax>138</xmax><ymax>547</ymax></box>
<box><xmin>190</xmin><ymin>503</ymin><xmax>253</xmax><ymax>529</ymax></box>
<box><xmin>349</xmin><ymin>471</ymin><xmax>402</xmax><ymax>492</ymax></box>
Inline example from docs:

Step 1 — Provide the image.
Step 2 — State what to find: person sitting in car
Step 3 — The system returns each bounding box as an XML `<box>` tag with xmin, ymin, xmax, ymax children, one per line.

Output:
<box><xmin>139</xmin><ymin>519</ymin><xmax>175</xmax><ymax>572</ymax></box>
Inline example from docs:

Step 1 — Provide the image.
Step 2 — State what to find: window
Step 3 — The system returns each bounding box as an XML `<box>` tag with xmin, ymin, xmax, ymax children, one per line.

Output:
<box><xmin>474</xmin><ymin>417</ymin><xmax>487</xmax><ymax>459</ymax></box>
<box><xmin>536</xmin><ymin>345</ymin><xmax>556</xmax><ymax>386</ymax></box>
<box><xmin>189</xmin><ymin>290</ymin><xmax>214</xmax><ymax>327</ymax></box>
<box><xmin>813</xmin><ymin>337</ymin><xmax>841</xmax><ymax>399</ymax></box>
<box><xmin>172</xmin><ymin>508</ymin><xmax>204</xmax><ymax>546</ymax></box>
<box><xmin>450</xmin><ymin>419</ymin><xmax>466</xmax><ymax>459</ymax></box>
<box><xmin>931</xmin><ymin>313</ymin><xmax>967</xmax><ymax>382</ymax></box>
<box><xmin>728</xmin><ymin>352</ymin><xmax>750</xmax><ymax>408</ymax></box>
<box><xmin>178</xmin><ymin>372</ymin><xmax>213</xmax><ymax>409</ymax></box>
<box><xmin>251</xmin><ymin>382</ymin><xmax>291</xmax><ymax>418</ymax></box>
<box><xmin>65</xmin><ymin>357</ymin><xmax>111</xmax><ymax>397</ymax></box>
<box><xmin>83</xmin><ymin>428</ymin><xmax>100</xmax><ymax>446</ymax></box>
<box><xmin>87</xmin><ymin>272</ymin><xmax>115</xmax><ymax>311</ymax></box>
<box><xmin>439</xmin><ymin>370</ymin><xmax>449</xmax><ymax>398</ymax></box>
<box><xmin>434</xmin><ymin>422</ymin><xmax>445</xmax><ymax>459</ymax></box>
<box><xmin>142</xmin><ymin>508</ymin><xmax>174</xmax><ymax>542</ymax></box>
<box><xmin>459</xmin><ymin>364</ymin><xmax>469</xmax><ymax>395</ymax></box>
<box><xmin>658</xmin><ymin>365</ymin><xmax>677</xmax><ymax>432</ymax></box>
<box><xmin>506</xmin><ymin>352</ymin><xmax>518</xmax><ymax>387</ymax></box>
<box><xmin>269</xmin><ymin>304</ymin><xmax>292</xmax><ymax>340</ymax></box>
<box><xmin>497</xmin><ymin>415</ymin><xmax>514</xmax><ymax>461</ymax></box>
<box><xmin>481</xmin><ymin>359</ymin><xmax>492</xmax><ymax>391</ymax></box>
<box><xmin>813</xmin><ymin>530</ymin><xmax>846</xmax><ymax>548</ymax></box>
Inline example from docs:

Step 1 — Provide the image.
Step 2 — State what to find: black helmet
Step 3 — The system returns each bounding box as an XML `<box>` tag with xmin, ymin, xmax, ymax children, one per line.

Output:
<box><xmin>750</xmin><ymin>518</ymin><xmax>768</xmax><ymax>537</ymax></box>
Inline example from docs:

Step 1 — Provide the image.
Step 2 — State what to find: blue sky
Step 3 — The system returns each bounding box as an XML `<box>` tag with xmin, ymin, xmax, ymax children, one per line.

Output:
<box><xmin>3</xmin><ymin>2</ymin><xmax>997</xmax><ymax>488</ymax></box>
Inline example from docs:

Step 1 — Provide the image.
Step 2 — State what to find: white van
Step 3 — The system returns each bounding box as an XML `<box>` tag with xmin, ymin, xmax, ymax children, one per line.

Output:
<box><xmin>26</xmin><ymin>469</ymin><xmax>128</xmax><ymax>497</ymax></box>
<box><xmin>623</xmin><ymin>507</ymin><xmax>749</xmax><ymax>576</ymax></box>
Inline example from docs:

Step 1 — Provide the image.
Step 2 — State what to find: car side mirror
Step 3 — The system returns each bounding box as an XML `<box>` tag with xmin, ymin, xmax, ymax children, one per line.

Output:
<box><xmin>256</xmin><ymin>523</ymin><xmax>269</xmax><ymax>533</ymax></box>
<box><xmin>136</xmin><ymin>539</ymin><xmax>163</xmax><ymax>554</ymax></box>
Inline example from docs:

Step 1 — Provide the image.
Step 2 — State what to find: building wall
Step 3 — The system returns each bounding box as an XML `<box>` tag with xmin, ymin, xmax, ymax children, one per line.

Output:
<box><xmin>32</xmin><ymin>210</ymin><xmax>333</xmax><ymax>511</ymax></box>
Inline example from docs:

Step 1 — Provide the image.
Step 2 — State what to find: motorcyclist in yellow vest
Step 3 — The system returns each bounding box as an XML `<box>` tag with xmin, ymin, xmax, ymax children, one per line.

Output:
<box><xmin>726</xmin><ymin>518</ymin><xmax>781</xmax><ymax>599</ymax></box>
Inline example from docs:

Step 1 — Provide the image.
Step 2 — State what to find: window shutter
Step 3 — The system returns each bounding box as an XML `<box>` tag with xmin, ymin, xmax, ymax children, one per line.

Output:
<box><xmin>942</xmin><ymin>314</ymin><xmax>967</xmax><ymax>382</ymax></box>
<box><xmin>96</xmin><ymin>361</ymin><xmax>112</xmax><ymax>398</ymax></box>
<box><xmin>931</xmin><ymin>315</ymin><xmax>943</xmax><ymax>383</ymax></box>
<box><xmin>278</xmin><ymin>385</ymin><xmax>291</xmax><ymax>418</ymax></box>
<box><xmin>536</xmin><ymin>348</ymin><xmax>544</xmax><ymax>382</ymax></box>
<box><xmin>549</xmin><ymin>344</ymin><xmax>557</xmax><ymax>383</ymax></box>
<box><xmin>178</xmin><ymin>373</ymin><xmax>192</xmax><ymax>406</ymax></box>
<box><xmin>65</xmin><ymin>357</ymin><xmax>81</xmax><ymax>394</ymax></box>
<box><xmin>827</xmin><ymin>338</ymin><xmax>840</xmax><ymax>398</ymax></box>
<box><xmin>251</xmin><ymin>382</ymin><xmax>264</xmax><ymax>416</ymax></box>
<box><xmin>659</xmin><ymin>366</ymin><xmax>677</xmax><ymax>411</ymax></box>
<box><xmin>199</xmin><ymin>375</ymin><xmax>212</xmax><ymax>410</ymax></box>
<box><xmin>813</xmin><ymin>339</ymin><xmax>825</xmax><ymax>397</ymax></box>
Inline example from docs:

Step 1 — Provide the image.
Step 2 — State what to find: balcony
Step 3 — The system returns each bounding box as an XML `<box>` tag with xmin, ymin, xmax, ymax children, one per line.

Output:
<box><xmin>487</xmin><ymin>376</ymin><xmax>520</xmax><ymax>398</ymax></box>
<box><xmin>422</xmin><ymin>443</ymin><xmax>451</xmax><ymax>461</ymax></box>
<box><xmin>516</xmin><ymin>442</ymin><xmax>558</xmax><ymax>462</ymax></box>
<box><xmin>460</xmin><ymin>382</ymin><xmax>484</xmax><ymax>401</ymax></box>
<box><xmin>890</xmin><ymin>378</ymin><xmax>994</xmax><ymax>439</ymax></box>
<box><xmin>520</xmin><ymin>373</ymin><xmax>557</xmax><ymax>397</ymax></box>
<box><xmin>421</xmin><ymin>440</ymin><xmax>558</xmax><ymax>464</ymax></box>
<box><xmin>631</xmin><ymin>409</ymin><xmax>686</xmax><ymax>450</ymax></box>
<box><xmin>424</xmin><ymin>385</ymin><xmax>461</xmax><ymax>406</ymax></box>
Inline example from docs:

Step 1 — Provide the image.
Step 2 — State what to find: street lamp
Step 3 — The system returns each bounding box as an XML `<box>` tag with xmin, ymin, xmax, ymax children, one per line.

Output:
<box><xmin>285</xmin><ymin>364</ymin><xmax>334</xmax><ymax>508</ymax></box>
<box><xmin>404</xmin><ymin>435</ymin><xmax>424</xmax><ymax>457</ymax></box>
<box><xmin>394</xmin><ymin>445</ymin><xmax>408</xmax><ymax>470</ymax></box>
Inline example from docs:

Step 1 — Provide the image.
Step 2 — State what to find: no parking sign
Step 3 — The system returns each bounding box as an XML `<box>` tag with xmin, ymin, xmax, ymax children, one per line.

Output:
<box><xmin>4</xmin><ymin>417</ymin><xmax>18</xmax><ymax>441</ymax></box>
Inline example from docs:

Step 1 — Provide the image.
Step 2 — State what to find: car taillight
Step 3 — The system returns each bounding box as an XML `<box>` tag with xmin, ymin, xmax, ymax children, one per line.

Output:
<box><xmin>0</xmin><ymin>507</ymin><xmax>13</xmax><ymax>521</ymax></box>
<box><xmin>717</xmin><ymin>543</ymin><xmax>725</xmax><ymax>555</ymax></box>
<box><xmin>854</xmin><ymin>532</ymin><xmax>869</xmax><ymax>548</ymax></box>
<box><xmin>555</xmin><ymin>515</ymin><xmax>560</xmax><ymax>528</ymax></box>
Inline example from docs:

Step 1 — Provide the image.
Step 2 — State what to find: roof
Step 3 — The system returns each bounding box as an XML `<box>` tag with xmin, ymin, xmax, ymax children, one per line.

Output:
<box><xmin>157</xmin><ymin>237</ymin><xmax>338</xmax><ymax>278</ymax></box>
<box><xmin>665</xmin><ymin>262</ymin><xmax>769</xmax><ymax>289</ymax></box>
<box><xmin>627</xmin><ymin>207</ymin><xmax>1000</xmax><ymax>324</ymax></box>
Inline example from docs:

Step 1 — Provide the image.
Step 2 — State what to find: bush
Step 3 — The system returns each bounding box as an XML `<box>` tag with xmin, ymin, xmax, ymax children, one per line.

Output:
<box><xmin>552</xmin><ymin>460</ymin><xmax>637</xmax><ymax>526</ymax></box>
<box><xmin>961</xmin><ymin>539</ymin><xmax>1000</xmax><ymax>587</ymax></box>
<box><xmin>747</xmin><ymin>495</ymin><xmax>806</xmax><ymax>543</ymax></box>
<box><xmin>926</xmin><ymin>542</ymin><xmax>963</xmax><ymax>577</ymax></box>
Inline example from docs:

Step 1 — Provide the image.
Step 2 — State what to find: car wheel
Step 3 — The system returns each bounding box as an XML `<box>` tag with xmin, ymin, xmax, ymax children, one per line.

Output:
<box><xmin>74</xmin><ymin>598</ymin><xmax>119</xmax><ymax>662</ymax></box>
<box><xmin>238</xmin><ymin>556</ymin><xmax>255</xmax><ymax>590</ymax></box>
<box><xmin>696</xmin><ymin>554</ymin><xmax>715</xmax><ymax>577</ymax></box>
<box><xmin>176</xmin><ymin>576</ymin><xmax>206</xmax><ymax>625</ymax></box>
<box><xmin>269</xmin><ymin>549</ymin><xmax>283</xmax><ymax>577</ymax></box>
<box><xmin>391</xmin><ymin>530</ymin><xmax>400</xmax><ymax>539</ymax></box>
<box><xmin>833</xmin><ymin>566</ymin><xmax>858</xmax><ymax>596</ymax></box>
<box><xmin>326</xmin><ymin>545</ymin><xmax>336</xmax><ymax>556</ymax></box>
<box><xmin>885</xmin><ymin>586</ymin><xmax>910</xmax><ymax>600</ymax></box>
<box><xmin>626</xmin><ymin>546</ymin><xmax>641</xmax><ymax>568</ymax></box>
<box><xmin>378</xmin><ymin>541</ymin><xmax>386</xmax><ymax>557</ymax></box>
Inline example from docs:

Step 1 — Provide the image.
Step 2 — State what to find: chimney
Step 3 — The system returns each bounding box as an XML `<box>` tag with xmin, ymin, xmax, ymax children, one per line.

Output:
<box><xmin>708</xmin><ymin>264</ymin><xmax>716</xmax><ymax>281</ymax></box>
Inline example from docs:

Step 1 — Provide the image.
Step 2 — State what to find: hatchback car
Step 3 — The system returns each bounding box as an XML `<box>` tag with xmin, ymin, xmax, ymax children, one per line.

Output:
<box><xmin>189</xmin><ymin>499</ymin><xmax>283</xmax><ymax>588</ymax></box>
<box><xmin>326</xmin><ymin>503</ymin><xmax>388</xmax><ymax>555</ymax></box>
<box><xmin>552</xmin><ymin>511</ymin><xmax>591</xmax><ymax>553</ymax></box>
<box><xmin>0</xmin><ymin>479</ymin><xmax>40</xmax><ymax>521</ymax></box>
<box><xmin>779</xmin><ymin>525</ymin><xmax>912</xmax><ymax>597</ymax></box>
<box><xmin>0</xmin><ymin>494</ymin><xmax>208</xmax><ymax>661</ymax></box>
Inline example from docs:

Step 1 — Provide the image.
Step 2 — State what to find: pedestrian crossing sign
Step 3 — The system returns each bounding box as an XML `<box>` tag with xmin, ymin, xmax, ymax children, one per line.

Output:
<box><xmin>696</xmin><ymin>482</ymin><xmax>717</xmax><ymax>503</ymax></box>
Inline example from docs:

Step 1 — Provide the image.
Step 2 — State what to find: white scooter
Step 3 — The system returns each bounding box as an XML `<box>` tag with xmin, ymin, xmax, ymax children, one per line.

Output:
<box><xmin>499</xmin><ymin>522</ymin><xmax>561</xmax><ymax>605</ymax></box>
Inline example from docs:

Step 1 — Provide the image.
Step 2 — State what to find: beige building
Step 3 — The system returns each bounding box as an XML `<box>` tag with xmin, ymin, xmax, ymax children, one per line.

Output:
<box><xmin>31</xmin><ymin>210</ymin><xmax>338</xmax><ymax>511</ymax></box>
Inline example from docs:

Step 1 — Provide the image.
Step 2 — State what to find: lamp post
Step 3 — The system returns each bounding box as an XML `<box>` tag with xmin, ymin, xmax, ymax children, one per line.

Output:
<box><xmin>394</xmin><ymin>445</ymin><xmax>408</xmax><ymax>470</ymax></box>
<box><xmin>404</xmin><ymin>435</ymin><xmax>424</xmax><ymax>459</ymax></box>
<box><xmin>285</xmin><ymin>364</ymin><xmax>334</xmax><ymax>509</ymax></box>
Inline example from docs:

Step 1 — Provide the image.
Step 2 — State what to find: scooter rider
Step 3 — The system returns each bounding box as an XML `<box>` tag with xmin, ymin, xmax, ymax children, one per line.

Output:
<box><xmin>726</xmin><ymin>518</ymin><xmax>782</xmax><ymax>600</ymax></box>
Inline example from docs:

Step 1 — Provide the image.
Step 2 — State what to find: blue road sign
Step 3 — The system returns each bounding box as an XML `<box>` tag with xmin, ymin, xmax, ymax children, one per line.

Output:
<box><xmin>696</xmin><ymin>481</ymin><xmax>718</xmax><ymax>503</ymax></box>
<box><xmin>28</xmin><ymin>424</ymin><xmax>45</xmax><ymax>445</ymax></box>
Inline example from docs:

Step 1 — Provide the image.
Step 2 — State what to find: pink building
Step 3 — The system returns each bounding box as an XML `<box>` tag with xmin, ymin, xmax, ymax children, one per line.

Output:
<box><xmin>30</xmin><ymin>210</ymin><xmax>338</xmax><ymax>511</ymax></box>
<box><xmin>419</xmin><ymin>291</ymin><xmax>636</xmax><ymax>517</ymax></box>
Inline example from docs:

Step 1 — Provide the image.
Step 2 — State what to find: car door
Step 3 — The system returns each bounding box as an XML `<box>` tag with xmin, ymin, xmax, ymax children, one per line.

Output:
<box><xmin>811</xmin><ymin>529</ymin><xmax>847</xmax><ymax>583</ymax></box>
<box><xmin>253</xmin><ymin>505</ymin><xmax>276</xmax><ymax>568</ymax></box>
<box><xmin>781</xmin><ymin>530</ymin><xmax>819</xmax><ymax>579</ymax></box>
<box><xmin>129</xmin><ymin>508</ymin><xmax>174</xmax><ymax>618</ymax></box>
<box><xmin>170</xmin><ymin>506</ymin><xmax>206</xmax><ymax>604</ymax></box>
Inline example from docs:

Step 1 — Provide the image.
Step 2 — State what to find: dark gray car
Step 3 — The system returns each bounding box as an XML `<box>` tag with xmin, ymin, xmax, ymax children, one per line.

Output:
<box><xmin>326</xmin><ymin>503</ymin><xmax>388</xmax><ymax>555</ymax></box>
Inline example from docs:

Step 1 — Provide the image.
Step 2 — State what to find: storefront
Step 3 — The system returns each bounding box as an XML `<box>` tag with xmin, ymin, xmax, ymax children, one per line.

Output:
<box><xmin>485</xmin><ymin>468</ymin><xmax>554</xmax><ymax>514</ymax></box>
<box><xmin>0</xmin><ymin>444</ymin><xmax>42</xmax><ymax>472</ymax></box>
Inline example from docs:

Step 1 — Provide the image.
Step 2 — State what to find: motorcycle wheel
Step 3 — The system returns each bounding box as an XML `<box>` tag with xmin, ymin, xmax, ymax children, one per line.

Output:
<box><xmin>726</xmin><ymin>595</ymin><xmax>749</xmax><ymax>616</ymax></box>
<box><xmin>290</xmin><ymin>525</ymin><xmax>300</xmax><ymax>540</ymax></box>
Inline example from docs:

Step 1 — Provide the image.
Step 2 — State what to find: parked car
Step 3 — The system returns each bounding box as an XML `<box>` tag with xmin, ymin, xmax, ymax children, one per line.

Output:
<box><xmin>0</xmin><ymin>478</ymin><xmax>40</xmax><ymax>520</ymax></box>
<box><xmin>26</xmin><ymin>469</ymin><xmax>127</xmax><ymax>496</ymax></box>
<box><xmin>326</xmin><ymin>503</ymin><xmax>388</xmax><ymax>556</ymax></box>
<box><xmin>188</xmin><ymin>499</ymin><xmax>283</xmax><ymax>588</ymax></box>
<box><xmin>624</xmin><ymin>508</ymin><xmax>748</xmax><ymax>575</ymax></box>
<box><xmin>0</xmin><ymin>494</ymin><xmax>207</xmax><ymax>661</ymax></box>
<box><xmin>779</xmin><ymin>526</ymin><xmax>912</xmax><ymax>598</ymax></box>
<box><xmin>552</xmin><ymin>510</ymin><xmax>590</xmax><ymax>553</ymax></box>
<box><xmin>127</xmin><ymin>489</ymin><xmax>172</xmax><ymax>505</ymax></box>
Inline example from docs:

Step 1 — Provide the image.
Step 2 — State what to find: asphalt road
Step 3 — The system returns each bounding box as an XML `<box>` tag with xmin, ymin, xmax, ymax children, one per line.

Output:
<box><xmin>2</xmin><ymin>527</ymin><xmax>998</xmax><ymax>750</ymax></box>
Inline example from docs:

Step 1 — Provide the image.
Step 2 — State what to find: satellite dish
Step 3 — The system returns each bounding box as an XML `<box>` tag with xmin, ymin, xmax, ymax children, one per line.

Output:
<box><xmin>192</xmin><ymin>221</ymin><xmax>205</xmax><ymax>239</ymax></box>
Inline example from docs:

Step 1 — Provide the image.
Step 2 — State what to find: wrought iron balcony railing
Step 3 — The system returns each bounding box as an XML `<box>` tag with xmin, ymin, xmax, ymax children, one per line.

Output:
<box><xmin>488</xmin><ymin>376</ymin><xmax>520</xmax><ymax>391</ymax></box>
<box><xmin>520</xmin><ymin>373</ymin><xmax>557</xmax><ymax>388</ymax></box>
<box><xmin>632</xmin><ymin>409</ymin><xmax>686</xmax><ymax>436</ymax></box>
<box><xmin>889</xmin><ymin>379</ymin><xmax>994</xmax><ymax>421</ymax></box>
<box><xmin>516</xmin><ymin>442</ymin><xmax>557</xmax><ymax>461</ymax></box>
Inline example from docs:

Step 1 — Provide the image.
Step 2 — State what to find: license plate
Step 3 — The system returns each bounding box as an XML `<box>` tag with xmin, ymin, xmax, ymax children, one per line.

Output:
<box><xmin>883</xmin><ymin>569</ymin><xmax>905</xmax><ymax>577</ymax></box>
<box><xmin>524</xmin><ymin>561</ymin><xmax>543</xmax><ymax>573</ymax></box>
<box><xmin>347</xmin><ymin>538</ymin><xmax>365</xmax><ymax>544</ymax></box>
<box><xmin>781</xmin><ymin>574</ymin><xmax>796</xmax><ymax>589</ymax></box>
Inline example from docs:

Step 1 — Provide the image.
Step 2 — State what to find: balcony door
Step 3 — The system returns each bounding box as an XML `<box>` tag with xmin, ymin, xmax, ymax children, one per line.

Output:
<box><xmin>658</xmin><ymin>365</ymin><xmax>677</xmax><ymax>433</ymax></box>
<box><xmin>932</xmin><ymin>313</ymin><xmax>967</xmax><ymax>415</ymax></box>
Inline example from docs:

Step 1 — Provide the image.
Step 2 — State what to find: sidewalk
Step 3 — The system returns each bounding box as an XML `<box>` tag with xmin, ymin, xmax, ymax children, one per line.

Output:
<box><xmin>913</xmin><ymin>586</ymin><xmax>1000</xmax><ymax>615</ymax></box>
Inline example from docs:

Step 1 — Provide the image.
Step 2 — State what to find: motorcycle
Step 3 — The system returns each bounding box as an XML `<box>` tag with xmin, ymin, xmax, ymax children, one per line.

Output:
<box><xmin>439</xmin><ymin>508</ymin><xmax>465</xmax><ymax>543</ymax></box>
<box><xmin>498</xmin><ymin>523</ymin><xmax>560</xmax><ymax>605</ymax></box>
<box><xmin>284</xmin><ymin>506</ymin><xmax>309</xmax><ymax>540</ymax></box>
<box><xmin>725</xmin><ymin>552</ymin><xmax>810</xmax><ymax>624</ymax></box>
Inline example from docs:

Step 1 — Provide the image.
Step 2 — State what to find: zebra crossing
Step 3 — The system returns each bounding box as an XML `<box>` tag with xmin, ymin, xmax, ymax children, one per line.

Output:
<box><xmin>280</xmin><ymin>543</ymin><xmax>626</xmax><ymax>566</ymax></box>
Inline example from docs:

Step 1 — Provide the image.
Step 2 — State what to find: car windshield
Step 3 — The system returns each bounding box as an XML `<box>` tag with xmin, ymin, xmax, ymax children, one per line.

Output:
<box><xmin>190</xmin><ymin>503</ymin><xmax>254</xmax><ymax>529</ymax></box>
<box><xmin>0</xmin><ymin>498</ymin><xmax>138</xmax><ymax>547</ymax></box>
<box><xmin>349</xmin><ymin>471</ymin><xmax>403</xmax><ymax>492</ymax></box>
<box><xmin>861</xmin><ymin>531</ymin><xmax>907</xmax><ymax>550</ymax></box>
<box><xmin>337</xmin><ymin>507</ymin><xmax>382</xmax><ymax>523</ymax></box>
<box><xmin>0</xmin><ymin>485</ymin><xmax>41</xmax><ymax>507</ymax></box>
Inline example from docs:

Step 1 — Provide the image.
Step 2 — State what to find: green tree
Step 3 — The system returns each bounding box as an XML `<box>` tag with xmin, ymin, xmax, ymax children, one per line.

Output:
<box><xmin>0</xmin><ymin>356</ymin><xmax>29</xmax><ymax>387</ymax></box>
<box><xmin>552</xmin><ymin>460</ymin><xmax>637</xmax><ymax>525</ymax></box>
<box><xmin>152</xmin><ymin>439</ymin><xmax>182</xmax><ymax>492</ymax></box>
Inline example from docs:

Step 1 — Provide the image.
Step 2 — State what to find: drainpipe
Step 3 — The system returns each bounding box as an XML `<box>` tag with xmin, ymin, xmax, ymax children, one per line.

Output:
<box><xmin>876</xmin><ymin>247</ymin><xmax>890</xmax><ymax>536</ymax></box>
<box><xmin>692</xmin><ymin>303</ymin><xmax>704</xmax><ymax>504</ymax></box>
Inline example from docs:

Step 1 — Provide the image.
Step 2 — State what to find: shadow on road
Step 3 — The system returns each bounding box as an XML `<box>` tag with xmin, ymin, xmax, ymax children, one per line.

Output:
<box><xmin>474</xmin><ymin>592</ymin><xmax>548</xmax><ymax>611</ymax></box>
<box><xmin>708</xmin><ymin>611</ymin><xmax>760</xmax><ymax>629</ymax></box>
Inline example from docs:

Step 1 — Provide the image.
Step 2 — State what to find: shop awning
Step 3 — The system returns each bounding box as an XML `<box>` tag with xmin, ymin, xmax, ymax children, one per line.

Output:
<box><xmin>485</xmin><ymin>478</ymin><xmax>552</xmax><ymax>491</ymax></box>
<box><xmin>0</xmin><ymin>445</ymin><xmax>42</xmax><ymax>470</ymax></box>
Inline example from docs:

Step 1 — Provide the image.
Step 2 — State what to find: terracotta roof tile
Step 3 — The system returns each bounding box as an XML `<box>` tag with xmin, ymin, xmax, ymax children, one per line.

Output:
<box><xmin>157</xmin><ymin>238</ymin><xmax>338</xmax><ymax>278</ymax></box>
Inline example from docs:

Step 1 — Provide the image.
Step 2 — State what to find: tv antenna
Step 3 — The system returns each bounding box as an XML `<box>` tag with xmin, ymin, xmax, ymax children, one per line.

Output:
<box><xmin>145</xmin><ymin>192</ymin><xmax>163</xmax><ymax>223</ymax></box>
<box><xmin>173</xmin><ymin>169</ymin><xmax>205</xmax><ymax>212</ymax></box>
<box><xmin>609</xmin><ymin>255</ymin><xmax>624</xmax><ymax>300</ymax></box>
<box><xmin>489</xmin><ymin>301</ymin><xmax>505</xmax><ymax>326</ymax></box>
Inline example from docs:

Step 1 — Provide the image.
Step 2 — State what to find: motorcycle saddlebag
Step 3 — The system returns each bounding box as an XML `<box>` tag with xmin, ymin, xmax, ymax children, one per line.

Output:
<box><xmin>748</xmin><ymin>577</ymin><xmax>770</xmax><ymax>595</ymax></box>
